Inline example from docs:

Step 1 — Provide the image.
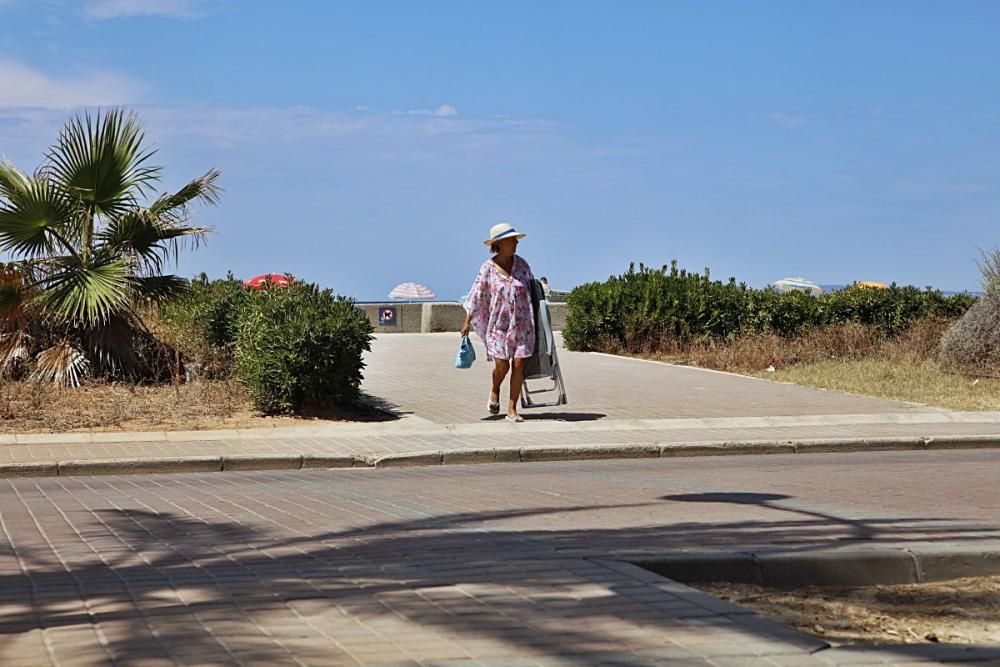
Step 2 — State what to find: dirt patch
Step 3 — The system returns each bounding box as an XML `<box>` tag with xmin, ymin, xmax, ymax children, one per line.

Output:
<box><xmin>0</xmin><ymin>380</ymin><xmax>393</xmax><ymax>433</ymax></box>
<box><xmin>701</xmin><ymin>576</ymin><xmax>1000</xmax><ymax>646</ymax></box>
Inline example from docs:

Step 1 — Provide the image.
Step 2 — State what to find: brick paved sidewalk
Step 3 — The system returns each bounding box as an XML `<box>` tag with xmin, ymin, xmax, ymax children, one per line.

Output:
<box><xmin>3</xmin><ymin>416</ymin><xmax>1000</xmax><ymax>474</ymax></box>
<box><xmin>1</xmin><ymin>450</ymin><xmax>999</xmax><ymax>666</ymax></box>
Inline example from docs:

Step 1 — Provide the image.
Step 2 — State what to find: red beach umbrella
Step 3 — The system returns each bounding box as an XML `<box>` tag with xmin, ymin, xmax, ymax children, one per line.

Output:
<box><xmin>388</xmin><ymin>282</ymin><xmax>436</xmax><ymax>300</ymax></box>
<box><xmin>243</xmin><ymin>273</ymin><xmax>291</xmax><ymax>290</ymax></box>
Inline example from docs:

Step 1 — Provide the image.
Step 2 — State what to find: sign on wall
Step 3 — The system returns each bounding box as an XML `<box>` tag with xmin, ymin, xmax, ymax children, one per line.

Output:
<box><xmin>378</xmin><ymin>306</ymin><xmax>397</xmax><ymax>326</ymax></box>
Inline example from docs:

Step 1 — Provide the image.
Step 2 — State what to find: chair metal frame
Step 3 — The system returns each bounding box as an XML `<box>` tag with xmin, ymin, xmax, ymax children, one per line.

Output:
<box><xmin>520</xmin><ymin>283</ymin><xmax>567</xmax><ymax>409</ymax></box>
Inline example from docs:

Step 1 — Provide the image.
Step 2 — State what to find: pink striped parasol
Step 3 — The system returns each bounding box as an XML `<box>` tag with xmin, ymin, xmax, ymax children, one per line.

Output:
<box><xmin>388</xmin><ymin>282</ymin><xmax>436</xmax><ymax>300</ymax></box>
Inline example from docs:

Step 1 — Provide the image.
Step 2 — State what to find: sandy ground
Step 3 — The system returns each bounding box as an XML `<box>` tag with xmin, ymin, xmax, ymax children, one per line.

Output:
<box><xmin>702</xmin><ymin>576</ymin><xmax>1000</xmax><ymax>646</ymax></box>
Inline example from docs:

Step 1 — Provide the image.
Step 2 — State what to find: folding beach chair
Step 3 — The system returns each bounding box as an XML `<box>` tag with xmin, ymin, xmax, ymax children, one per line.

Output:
<box><xmin>521</xmin><ymin>279</ymin><xmax>568</xmax><ymax>408</ymax></box>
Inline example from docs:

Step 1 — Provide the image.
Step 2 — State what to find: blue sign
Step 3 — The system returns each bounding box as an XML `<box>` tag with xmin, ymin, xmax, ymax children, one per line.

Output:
<box><xmin>378</xmin><ymin>306</ymin><xmax>397</xmax><ymax>326</ymax></box>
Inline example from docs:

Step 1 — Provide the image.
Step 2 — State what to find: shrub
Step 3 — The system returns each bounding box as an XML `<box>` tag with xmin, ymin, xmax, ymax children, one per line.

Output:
<box><xmin>976</xmin><ymin>247</ymin><xmax>1000</xmax><ymax>298</ymax></box>
<box><xmin>817</xmin><ymin>284</ymin><xmax>974</xmax><ymax>336</ymax></box>
<box><xmin>232</xmin><ymin>282</ymin><xmax>373</xmax><ymax>414</ymax></box>
<box><xmin>564</xmin><ymin>260</ymin><xmax>977</xmax><ymax>352</ymax></box>
<box><xmin>938</xmin><ymin>295</ymin><xmax>1000</xmax><ymax>377</ymax></box>
<box><xmin>154</xmin><ymin>273</ymin><xmax>247</xmax><ymax>378</ymax></box>
<box><xmin>936</xmin><ymin>248</ymin><xmax>1000</xmax><ymax>377</ymax></box>
<box><xmin>564</xmin><ymin>262</ymin><xmax>758</xmax><ymax>351</ymax></box>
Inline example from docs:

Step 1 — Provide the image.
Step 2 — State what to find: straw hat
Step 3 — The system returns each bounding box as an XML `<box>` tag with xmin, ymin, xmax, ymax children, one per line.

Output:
<box><xmin>483</xmin><ymin>223</ymin><xmax>526</xmax><ymax>246</ymax></box>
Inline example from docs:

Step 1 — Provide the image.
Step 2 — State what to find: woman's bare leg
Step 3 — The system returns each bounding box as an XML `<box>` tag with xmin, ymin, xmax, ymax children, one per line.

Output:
<box><xmin>508</xmin><ymin>357</ymin><xmax>526</xmax><ymax>417</ymax></box>
<box><xmin>491</xmin><ymin>359</ymin><xmax>510</xmax><ymax>407</ymax></box>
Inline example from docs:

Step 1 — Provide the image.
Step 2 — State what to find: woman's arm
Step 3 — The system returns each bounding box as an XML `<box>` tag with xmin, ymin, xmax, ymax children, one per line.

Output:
<box><xmin>461</xmin><ymin>261</ymin><xmax>489</xmax><ymax>337</ymax></box>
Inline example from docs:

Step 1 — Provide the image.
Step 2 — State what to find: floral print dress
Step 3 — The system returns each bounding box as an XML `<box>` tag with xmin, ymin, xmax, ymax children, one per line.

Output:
<box><xmin>463</xmin><ymin>255</ymin><xmax>536</xmax><ymax>361</ymax></box>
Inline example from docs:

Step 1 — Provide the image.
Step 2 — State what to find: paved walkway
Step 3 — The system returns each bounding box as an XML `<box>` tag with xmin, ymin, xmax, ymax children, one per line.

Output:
<box><xmin>4</xmin><ymin>333</ymin><xmax>1000</xmax><ymax>475</ymax></box>
<box><xmin>1</xmin><ymin>450</ymin><xmax>998</xmax><ymax>666</ymax></box>
<box><xmin>362</xmin><ymin>334</ymin><xmax>942</xmax><ymax>424</ymax></box>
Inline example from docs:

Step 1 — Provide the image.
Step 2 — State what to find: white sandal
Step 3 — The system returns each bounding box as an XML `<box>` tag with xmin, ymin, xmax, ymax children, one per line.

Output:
<box><xmin>505</xmin><ymin>413</ymin><xmax>524</xmax><ymax>423</ymax></box>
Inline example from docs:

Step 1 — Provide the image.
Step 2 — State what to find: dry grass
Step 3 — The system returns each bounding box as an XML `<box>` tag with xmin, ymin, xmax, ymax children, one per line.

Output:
<box><xmin>641</xmin><ymin>320</ymin><xmax>950</xmax><ymax>374</ymax></box>
<box><xmin>759</xmin><ymin>359</ymin><xmax>1000</xmax><ymax>411</ymax></box>
<box><xmin>630</xmin><ymin>319</ymin><xmax>1000</xmax><ymax>411</ymax></box>
<box><xmin>0</xmin><ymin>380</ymin><xmax>390</xmax><ymax>433</ymax></box>
<box><xmin>703</xmin><ymin>576</ymin><xmax>1000</xmax><ymax>646</ymax></box>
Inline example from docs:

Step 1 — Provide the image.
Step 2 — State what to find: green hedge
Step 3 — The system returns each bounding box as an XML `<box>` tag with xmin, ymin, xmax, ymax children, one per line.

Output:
<box><xmin>233</xmin><ymin>283</ymin><xmax>373</xmax><ymax>414</ymax></box>
<box><xmin>157</xmin><ymin>273</ymin><xmax>246</xmax><ymax>376</ymax></box>
<box><xmin>157</xmin><ymin>275</ymin><xmax>373</xmax><ymax>414</ymax></box>
<box><xmin>563</xmin><ymin>261</ymin><xmax>977</xmax><ymax>351</ymax></box>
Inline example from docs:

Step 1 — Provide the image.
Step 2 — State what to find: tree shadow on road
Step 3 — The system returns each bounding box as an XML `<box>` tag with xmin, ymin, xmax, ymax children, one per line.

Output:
<box><xmin>0</xmin><ymin>472</ymin><xmax>998</xmax><ymax>666</ymax></box>
<box><xmin>663</xmin><ymin>492</ymin><xmax>881</xmax><ymax>543</ymax></box>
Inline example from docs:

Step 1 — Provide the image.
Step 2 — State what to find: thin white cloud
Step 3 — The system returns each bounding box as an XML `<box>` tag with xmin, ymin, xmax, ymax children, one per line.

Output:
<box><xmin>432</xmin><ymin>104</ymin><xmax>458</xmax><ymax>117</ymax></box>
<box><xmin>133</xmin><ymin>105</ymin><xmax>546</xmax><ymax>150</ymax></box>
<box><xmin>402</xmin><ymin>104</ymin><xmax>459</xmax><ymax>118</ymax></box>
<box><xmin>83</xmin><ymin>0</ymin><xmax>207</xmax><ymax>20</ymax></box>
<box><xmin>770</xmin><ymin>112</ymin><xmax>806</xmax><ymax>128</ymax></box>
<box><xmin>0</xmin><ymin>59</ymin><xmax>143</xmax><ymax>108</ymax></box>
<box><xmin>0</xmin><ymin>104</ymin><xmax>560</xmax><ymax>170</ymax></box>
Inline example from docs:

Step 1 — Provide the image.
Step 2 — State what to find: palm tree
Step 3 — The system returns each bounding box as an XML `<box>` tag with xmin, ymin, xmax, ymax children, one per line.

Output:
<box><xmin>0</xmin><ymin>108</ymin><xmax>220</xmax><ymax>385</ymax></box>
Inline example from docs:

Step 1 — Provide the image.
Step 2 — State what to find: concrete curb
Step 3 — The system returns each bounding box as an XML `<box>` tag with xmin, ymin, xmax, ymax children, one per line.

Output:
<box><xmin>0</xmin><ymin>434</ymin><xmax>999</xmax><ymax>479</ymax></box>
<box><xmin>6</xmin><ymin>410</ymin><xmax>1000</xmax><ymax>447</ymax></box>
<box><xmin>634</xmin><ymin>545</ymin><xmax>1000</xmax><ymax>588</ymax></box>
<box><xmin>366</xmin><ymin>435</ymin><xmax>1000</xmax><ymax>466</ymax></box>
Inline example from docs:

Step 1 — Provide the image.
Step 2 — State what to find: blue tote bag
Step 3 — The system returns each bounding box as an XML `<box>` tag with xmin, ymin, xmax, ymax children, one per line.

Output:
<box><xmin>455</xmin><ymin>336</ymin><xmax>476</xmax><ymax>369</ymax></box>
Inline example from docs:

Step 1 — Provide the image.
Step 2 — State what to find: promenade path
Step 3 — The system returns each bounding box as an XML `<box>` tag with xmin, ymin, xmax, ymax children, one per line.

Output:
<box><xmin>362</xmin><ymin>333</ymin><xmax>942</xmax><ymax>424</ymax></box>
<box><xmin>2</xmin><ymin>450</ymin><xmax>998</xmax><ymax>666</ymax></box>
<box><xmin>3</xmin><ymin>333</ymin><xmax>1000</xmax><ymax>472</ymax></box>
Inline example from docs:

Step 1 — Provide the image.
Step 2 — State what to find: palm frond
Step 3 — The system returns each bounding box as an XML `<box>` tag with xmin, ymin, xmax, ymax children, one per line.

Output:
<box><xmin>0</xmin><ymin>331</ymin><xmax>31</xmax><ymax>374</ymax></box>
<box><xmin>0</xmin><ymin>265</ymin><xmax>29</xmax><ymax>325</ymax></box>
<box><xmin>0</xmin><ymin>175</ymin><xmax>79</xmax><ymax>258</ymax></box>
<box><xmin>31</xmin><ymin>341</ymin><xmax>90</xmax><ymax>387</ymax></box>
<box><xmin>129</xmin><ymin>274</ymin><xmax>190</xmax><ymax>304</ymax></box>
<box><xmin>150</xmin><ymin>169</ymin><xmax>223</xmax><ymax>217</ymax></box>
<box><xmin>43</xmin><ymin>108</ymin><xmax>161</xmax><ymax>217</ymax></box>
<box><xmin>84</xmin><ymin>314</ymin><xmax>140</xmax><ymax>375</ymax></box>
<box><xmin>0</xmin><ymin>161</ymin><xmax>31</xmax><ymax>199</ymax></box>
<box><xmin>97</xmin><ymin>209</ymin><xmax>210</xmax><ymax>273</ymax></box>
<box><xmin>34</xmin><ymin>257</ymin><xmax>131</xmax><ymax>324</ymax></box>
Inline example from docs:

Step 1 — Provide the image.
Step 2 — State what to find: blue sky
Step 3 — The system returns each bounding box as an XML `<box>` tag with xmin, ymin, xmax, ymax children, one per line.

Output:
<box><xmin>1</xmin><ymin>1</ymin><xmax>998</xmax><ymax>298</ymax></box>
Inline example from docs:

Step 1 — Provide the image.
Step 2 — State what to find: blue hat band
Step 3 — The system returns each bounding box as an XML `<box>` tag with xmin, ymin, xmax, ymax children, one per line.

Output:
<box><xmin>493</xmin><ymin>228</ymin><xmax>519</xmax><ymax>240</ymax></box>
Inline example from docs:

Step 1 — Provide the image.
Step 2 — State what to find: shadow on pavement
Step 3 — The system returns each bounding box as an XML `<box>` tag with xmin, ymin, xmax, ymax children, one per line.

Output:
<box><xmin>523</xmin><ymin>412</ymin><xmax>607</xmax><ymax>422</ymax></box>
<box><xmin>479</xmin><ymin>411</ymin><xmax>607</xmax><ymax>422</ymax></box>
<box><xmin>350</xmin><ymin>392</ymin><xmax>405</xmax><ymax>420</ymax></box>
<box><xmin>0</xmin><ymin>474</ymin><xmax>998</xmax><ymax>665</ymax></box>
<box><xmin>664</xmin><ymin>492</ymin><xmax>880</xmax><ymax>543</ymax></box>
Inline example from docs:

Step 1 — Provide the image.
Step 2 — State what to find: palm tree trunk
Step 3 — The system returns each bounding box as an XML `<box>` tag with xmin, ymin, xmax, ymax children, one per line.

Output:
<box><xmin>81</xmin><ymin>204</ymin><xmax>95</xmax><ymax>263</ymax></box>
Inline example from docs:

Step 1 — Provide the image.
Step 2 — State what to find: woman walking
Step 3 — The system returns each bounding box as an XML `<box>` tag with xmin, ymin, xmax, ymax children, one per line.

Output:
<box><xmin>461</xmin><ymin>223</ymin><xmax>536</xmax><ymax>423</ymax></box>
